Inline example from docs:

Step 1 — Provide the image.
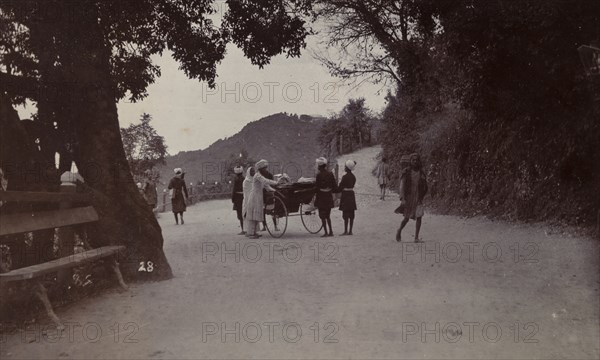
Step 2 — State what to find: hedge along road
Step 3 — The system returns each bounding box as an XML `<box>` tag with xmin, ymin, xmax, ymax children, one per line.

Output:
<box><xmin>1</xmin><ymin>146</ymin><xmax>598</xmax><ymax>359</ymax></box>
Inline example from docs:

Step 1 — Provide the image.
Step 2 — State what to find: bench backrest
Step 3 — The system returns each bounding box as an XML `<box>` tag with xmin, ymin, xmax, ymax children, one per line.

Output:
<box><xmin>0</xmin><ymin>191</ymin><xmax>97</xmax><ymax>237</ymax></box>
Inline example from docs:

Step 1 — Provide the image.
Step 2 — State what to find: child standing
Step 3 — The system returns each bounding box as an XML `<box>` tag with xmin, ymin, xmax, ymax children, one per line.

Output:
<box><xmin>337</xmin><ymin>160</ymin><xmax>357</xmax><ymax>235</ymax></box>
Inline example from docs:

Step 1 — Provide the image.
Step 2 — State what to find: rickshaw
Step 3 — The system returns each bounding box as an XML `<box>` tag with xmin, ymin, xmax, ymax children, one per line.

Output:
<box><xmin>263</xmin><ymin>181</ymin><xmax>323</xmax><ymax>238</ymax></box>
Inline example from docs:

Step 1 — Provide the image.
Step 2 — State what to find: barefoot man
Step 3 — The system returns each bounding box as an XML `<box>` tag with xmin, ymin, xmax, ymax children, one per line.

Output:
<box><xmin>396</xmin><ymin>153</ymin><xmax>428</xmax><ymax>242</ymax></box>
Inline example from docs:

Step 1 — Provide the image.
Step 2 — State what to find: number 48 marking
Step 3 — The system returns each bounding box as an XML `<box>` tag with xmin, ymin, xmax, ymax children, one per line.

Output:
<box><xmin>138</xmin><ymin>261</ymin><xmax>154</xmax><ymax>272</ymax></box>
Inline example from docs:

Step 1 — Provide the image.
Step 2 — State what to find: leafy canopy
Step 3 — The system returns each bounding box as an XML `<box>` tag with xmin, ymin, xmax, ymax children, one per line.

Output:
<box><xmin>120</xmin><ymin>113</ymin><xmax>168</xmax><ymax>178</ymax></box>
<box><xmin>0</xmin><ymin>0</ymin><xmax>314</xmax><ymax>102</ymax></box>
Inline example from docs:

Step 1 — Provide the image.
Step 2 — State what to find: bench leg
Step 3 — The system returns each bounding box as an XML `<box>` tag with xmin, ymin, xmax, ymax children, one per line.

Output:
<box><xmin>0</xmin><ymin>282</ymin><xmax>8</xmax><ymax>320</ymax></box>
<box><xmin>109</xmin><ymin>258</ymin><xmax>128</xmax><ymax>291</ymax></box>
<box><xmin>33</xmin><ymin>281</ymin><xmax>64</xmax><ymax>330</ymax></box>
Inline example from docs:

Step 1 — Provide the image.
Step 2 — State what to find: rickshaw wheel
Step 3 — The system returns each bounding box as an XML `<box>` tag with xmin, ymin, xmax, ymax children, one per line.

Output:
<box><xmin>300</xmin><ymin>203</ymin><xmax>322</xmax><ymax>234</ymax></box>
<box><xmin>265</xmin><ymin>195</ymin><xmax>288</xmax><ymax>238</ymax></box>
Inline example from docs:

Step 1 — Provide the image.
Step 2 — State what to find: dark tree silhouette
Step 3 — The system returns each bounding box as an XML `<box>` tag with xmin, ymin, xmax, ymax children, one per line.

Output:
<box><xmin>0</xmin><ymin>0</ymin><xmax>313</xmax><ymax>280</ymax></box>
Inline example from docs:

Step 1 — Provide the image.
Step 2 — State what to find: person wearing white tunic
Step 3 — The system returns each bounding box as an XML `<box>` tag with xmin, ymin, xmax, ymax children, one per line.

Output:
<box><xmin>245</xmin><ymin>159</ymin><xmax>278</xmax><ymax>239</ymax></box>
<box><xmin>242</xmin><ymin>166</ymin><xmax>255</xmax><ymax>237</ymax></box>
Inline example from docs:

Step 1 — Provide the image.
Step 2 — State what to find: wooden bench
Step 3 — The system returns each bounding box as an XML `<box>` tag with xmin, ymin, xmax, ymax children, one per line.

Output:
<box><xmin>0</xmin><ymin>176</ymin><xmax>127</xmax><ymax>329</ymax></box>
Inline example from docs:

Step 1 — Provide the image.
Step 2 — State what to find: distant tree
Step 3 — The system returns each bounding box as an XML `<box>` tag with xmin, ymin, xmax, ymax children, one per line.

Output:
<box><xmin>318</xmin><ymin>98</ymin><xmax>375</xmax><ymax>156</ymax></box>
<box><xmin>318</xmin><ymin>116</ymin><xmax>345</xmax><ymax>158</ymax></box>
<box><xmin>120</xmin><ymin>113</ymin><xmax>168</xmax><ymax>180</ymax></box>
<box><xmin>222</xmin><ymin>149</ymin><xmax>255</xmax><ymax>180</ymax></box>
<box><xmin>340</xmin><ymin>98</ymin><xmax>374</xmax><ymax>150</ymax></box>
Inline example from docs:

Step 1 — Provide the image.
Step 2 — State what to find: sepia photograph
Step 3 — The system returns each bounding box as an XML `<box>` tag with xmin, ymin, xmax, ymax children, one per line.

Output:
<box><xmin>0</xmin><ymin>0</ymin><xmax>599</xmax><ymax>359</ymax></box>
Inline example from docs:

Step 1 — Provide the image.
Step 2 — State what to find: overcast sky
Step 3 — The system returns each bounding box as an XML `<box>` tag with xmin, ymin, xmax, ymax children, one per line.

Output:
<box><xmin>116</xmin><ymin>39</ymin><xmax>390</xmax><ymax>155</ymax></box>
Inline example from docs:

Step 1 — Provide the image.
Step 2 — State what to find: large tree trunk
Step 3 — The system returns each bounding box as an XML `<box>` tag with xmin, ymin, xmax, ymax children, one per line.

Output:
<box><xmin>0</xmin><ymin>95</ymin><xmax>34</xmax><ymax>270</ymax></box>
<box><xmin>47</xmin><ymin>2</ymin><xmax>172</xmax><ymax>280</ymax></box>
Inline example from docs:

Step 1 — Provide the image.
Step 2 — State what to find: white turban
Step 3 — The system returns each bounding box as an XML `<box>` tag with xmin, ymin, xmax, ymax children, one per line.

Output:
<box><xmin>255</xmin><ymin>159</ymin><xmax>268</xmax><ymax>170</ymax></box>
<box><xmin>345</xmin><ymin>160</ymin><xmax>356</xmax><ymax>171</ymax></box>
<box><xmin>174</xmin><ymin>168</ymin><xmax>182</xmax><ymax>175</ymax></box>
<box><xmin>315</xmin><ymin>157</ymin><xmax>327</xmax><ymax>166</ymax></box>
<box><xmin>233</xmin><ymin>166</ymin><xmax>244</xmax><ymax>174</ymax></box>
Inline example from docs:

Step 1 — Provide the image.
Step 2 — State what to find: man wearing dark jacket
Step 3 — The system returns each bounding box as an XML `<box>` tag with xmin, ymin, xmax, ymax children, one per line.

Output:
<box><xmin>315</xmin><ymin>157</ymin><xmax>337</xmax><ymax>237</ymax></box>
<box><xmin>232</xmin><ymin>166</ymin><xmax>245</xmax><ymax>234</ymax></box>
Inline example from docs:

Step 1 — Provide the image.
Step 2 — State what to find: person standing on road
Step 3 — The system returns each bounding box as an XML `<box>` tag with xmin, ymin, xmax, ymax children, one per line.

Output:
<box><xmin>232</xmin><ymin>165</ymin><xmax>245</xmax><ymax>234</ymax></box>
<box><xmin>376</xmin><ymin>157</ymin><xmax>390</xmax><ymax>200</ymax></box>
<box><xmin>242</xmin><ymin>166</ymin><xmax>255</xmax><ymax>237</ymax></box>
<box><xmin>168</xmin><ymin>168</ymin><xmax>188</xmax><ymax>225</ymax></box>
<box><xmin>315</xmin><ymin>157</ymin><xmax>337</xmax><ymax>237</ymax></box>
<box><xmin>396</xmin><ymin>153</ymin><xmax>428</xmax><ymax>242</ymax></box>
<box><xmin>143</xmin><ymin>169</ymin><xmax>158</xmax><ymax>212</ymax></box>
<box><xmin>245</xmin><ymin>160</ymin><xmax>279</xmax><ymax>239</ymax></box>
<box><xmin>260</xmin><ymin>167</ymin><xmax>275</xmax><ymax>231</ymax></box>
<box><xmin>337</xmin><ymin>160</ymin><xmax>357</xmax><ymax>235</ymax></box>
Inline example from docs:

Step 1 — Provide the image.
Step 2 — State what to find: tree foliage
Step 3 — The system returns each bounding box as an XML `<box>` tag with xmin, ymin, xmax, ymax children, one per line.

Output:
<box><xmin>313</xmin><ymin>0</ymin><xmax>439</xmax><ymax>91</ymax></box>
<box><xmin>120</xmin><ymin>113</ymin><xmax>168</xmax><ymax>179</ymax></box>
<box><xmin>0</xmin><ymin>0</ymin><xmax>313</xmax><ymax>102</ymax></box>
<box><xmin>224</xmin><ymin>0</ymin><xmax>314</xmax><ymax>67</ymax></box>
<box><xmin>318</xmin><ymin>98</ymin><xmax>376</xmax><ymax>157</ymax></box>
<box><xmin>426</xmin><ymin>0</ymin><xmax>600</xmax><ymax>224</ymax></box>
<box><xmin>320</xmin><ymin>0</ymin><xmax>600</xmax><ymax>225</ymax></box>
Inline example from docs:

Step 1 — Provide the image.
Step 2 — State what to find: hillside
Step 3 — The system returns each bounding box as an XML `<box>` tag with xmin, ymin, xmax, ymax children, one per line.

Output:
<box><xmin>157</xmin><ymin>113</ymin><xmax>326</xmax><ymax>188</ymax></box>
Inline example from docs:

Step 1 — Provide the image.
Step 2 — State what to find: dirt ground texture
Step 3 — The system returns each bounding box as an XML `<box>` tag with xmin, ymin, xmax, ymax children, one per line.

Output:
<box><xmin>0</xmin><ymin>146</ymin><xmax>598</xmax><ymax>359</ymax></box>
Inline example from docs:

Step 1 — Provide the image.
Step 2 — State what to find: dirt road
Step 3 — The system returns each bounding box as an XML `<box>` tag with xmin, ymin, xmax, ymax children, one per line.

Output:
<box><xmin>1</xmin><ymin>146</ymin><xmax>598</xmax><ymax>359</ymax></box>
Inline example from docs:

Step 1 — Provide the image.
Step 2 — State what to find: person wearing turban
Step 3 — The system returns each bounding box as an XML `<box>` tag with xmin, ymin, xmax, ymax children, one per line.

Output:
<box><xmin>245</xmin><ymin>160</ymin><xmax>279</xmax><ymax>238</ymax></box>
<box><xmin>231</xmin><ymin>165</ymin><xmax>246</xmax><ymax>234</ymax></box>
<box><xmin>314</xmin><ymin>157</ymin><xmax>338</xmax><ymax>236</ymax></box>
<box><xmin>337</xmin><ymin>159</ymin><xmax>357</xmax><ymax>235</ymax></box>
<box><xmin>168</xmin><ymin>168</ymin><xmax>188</xmax><ymax>225</ymax></box>
<box><xmin>397</xmin><ymin>153</ymin><xmax>428</xmax><ymax>242</ymax></box>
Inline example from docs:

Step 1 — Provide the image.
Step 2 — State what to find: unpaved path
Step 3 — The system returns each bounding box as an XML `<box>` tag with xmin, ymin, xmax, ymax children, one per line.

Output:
<box><xmin>1</xmin><ymin>146</ymin><xmax>598</xmax><ymax>359</ymax></box>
